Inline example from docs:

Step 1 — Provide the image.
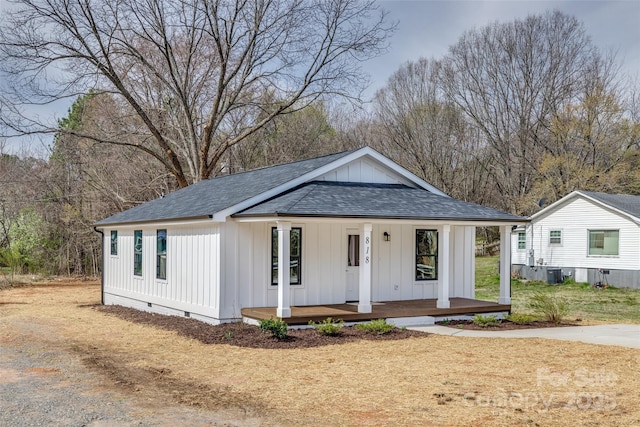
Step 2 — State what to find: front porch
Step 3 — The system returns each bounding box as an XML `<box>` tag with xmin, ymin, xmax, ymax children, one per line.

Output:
<box><xmin>242</xmin><ymin>297</ymin><xmax>511</xmax><ymax>326</ymax></box>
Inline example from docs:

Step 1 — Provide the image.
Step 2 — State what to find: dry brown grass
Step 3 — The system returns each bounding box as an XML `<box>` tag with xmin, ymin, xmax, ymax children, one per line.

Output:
<box><xmin>1</xmin><ymin>280</ymin><xmax>639</xmax><ymax>426</ymax></box>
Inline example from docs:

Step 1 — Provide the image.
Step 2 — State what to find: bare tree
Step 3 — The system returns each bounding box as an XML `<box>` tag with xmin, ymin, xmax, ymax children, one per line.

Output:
<box><xmin>0</xmin><ymin>0</ymin><xmax>393</xmax><ymax>187</ymax></box>
<box><xmin>373</xmin><ymin>58</ymin><xmax>494</xmax><ymax>201</ymax></box>
<box><xmin>441</xmin><ymin>10</ymin><xmax>616</xmax><ymax>212</ymax></box>
<box><xmin>46</xmin><ymin>92</ymin><xmax>178</xmax><ymax>274</ymax></box>
<box><xmin>223</xmin><ymin>101</ymin><xmax>342</xmax><ymax>173</ymax></box>
<box><xmin>524</xmin><ymin>72</ymin><xmax>640</xmax><ymax>211</ymax></box>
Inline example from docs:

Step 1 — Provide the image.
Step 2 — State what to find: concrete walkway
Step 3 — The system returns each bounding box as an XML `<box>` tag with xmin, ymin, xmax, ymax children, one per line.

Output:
<box><xmin>409</xmin><ymin>324</ymin><xmax>640</xmax><ymax>349</ymax></box>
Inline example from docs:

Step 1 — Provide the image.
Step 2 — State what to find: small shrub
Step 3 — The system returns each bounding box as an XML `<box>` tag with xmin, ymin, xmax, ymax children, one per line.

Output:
<box><xmin>259</xmin><ymin>317</ymin><xmax>288</xmax><ymax>339</ymax></box>
<box><xmin>356</xmin><ymin>318</ymin><xmax>395</xmax><ymax>334</ymax></box>
<box><xmin>527</xmin><ymin>292</ymin><xmax>568</xmax><ymax>324</ymax></box>
<box><xmin>506</xmin><ymin>313</ymin><xmax>537</xmax><ymax>325</ymax></box>
<box><xmin>309</xmin><ymin>317</ymin><xmax>344</xmax><ymax>336</ymax></box>
<box><xmin>472</xmin><ymin>314</ymin><xmax>500</xmax><ymax>327</ymax></box>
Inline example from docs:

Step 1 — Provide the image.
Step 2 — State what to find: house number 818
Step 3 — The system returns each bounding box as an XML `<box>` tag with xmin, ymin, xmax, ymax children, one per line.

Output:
<box><xmin>365</xmin><ymin>236</ymin><xmax>370</xmax><ymax>263</ymax></box>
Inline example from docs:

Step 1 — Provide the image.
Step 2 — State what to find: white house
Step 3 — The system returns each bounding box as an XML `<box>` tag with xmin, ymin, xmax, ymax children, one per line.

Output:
<box><xmin>511</xmin><ymin>190</ymin><xmax>640</xmax><ymax>289</ymax></box>
<box><xmin>95</xmin><ymin>147</ymin><xmax>525</xmax><ymax>325</ymax></box>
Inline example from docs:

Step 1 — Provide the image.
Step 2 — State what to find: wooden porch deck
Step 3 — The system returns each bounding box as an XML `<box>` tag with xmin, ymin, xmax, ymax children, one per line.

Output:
<box><xmin>241</xmin><ymin>298</ymin><xmax>511</xmax><ymax>325</ymax></box>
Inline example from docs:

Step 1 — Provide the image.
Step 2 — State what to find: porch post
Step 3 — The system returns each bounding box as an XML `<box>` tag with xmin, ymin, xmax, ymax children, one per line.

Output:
<box><xmin>358</xmin><ymin>223</ymin><xmax>372</xmax><ymax>313</ymax></box>
<box><xmin>499</xmin><ymin>225</ymin><xmax>512</xmax><ymax>304</ymax></box>
<box><xmin>277</xmin><ymin>221</ymin><xmax>291</xmax><ymax>318</ymax></box>
<box><xmin>437</xmin><ymin>224</ymin><xmax>451</xmax><ymax>308</ymax></box>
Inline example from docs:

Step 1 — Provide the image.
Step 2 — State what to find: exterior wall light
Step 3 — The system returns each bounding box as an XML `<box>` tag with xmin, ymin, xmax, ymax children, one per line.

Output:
<box><xmin>383</xmin><ymin>231</ymin><xmax>390</xmax><ymax>242</ymax></box>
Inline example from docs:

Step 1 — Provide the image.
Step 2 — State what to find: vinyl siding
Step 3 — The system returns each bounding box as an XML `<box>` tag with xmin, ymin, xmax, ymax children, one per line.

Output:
<box><xmin>512</xmin><ymin>197</ymin><xmax>640</xmax><ymax>270</ymax></box>
<box><xmin>511</xmin><ymin>227</ymin><xmax>530</xmax><ymax>265</ymax></box>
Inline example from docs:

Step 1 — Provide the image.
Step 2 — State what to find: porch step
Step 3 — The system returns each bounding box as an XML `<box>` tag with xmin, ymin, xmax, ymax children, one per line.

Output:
<box><xmin>387</xmin><ymin>316</ymin><xmax>435</xmax><ymax>327</ymax></box>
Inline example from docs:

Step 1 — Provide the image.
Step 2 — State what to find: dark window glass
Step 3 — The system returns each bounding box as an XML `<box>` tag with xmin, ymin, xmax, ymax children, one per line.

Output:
<box><xmin>134</xmin><ymin>230</ymin><xmax>143</xmax><ymax>276</ymax></box>
<box><xmin>416</xmin><ymin>229</ymin><xmax>438</xmax><ymax>280</ymax></box>
<box><xmin>156</xmin><ymin>229</ymin><xmax>167</xmax><ymax>280</ymax></box>
<box><xmin>347</xmin><ymin>235</ymin><xmax>360</xmax><ymax>267</ymax></box>
<box><xmin>271</xmin><ymin>227</ymin><xmax>302</xmax><ymax>285</ymax></box>
<box><xmin>110</xmin><ymin>230</ymin><xmax>118</xmax><ymax>255</ymax></box>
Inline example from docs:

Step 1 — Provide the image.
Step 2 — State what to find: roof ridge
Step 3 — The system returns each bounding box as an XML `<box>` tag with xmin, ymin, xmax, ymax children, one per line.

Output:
<box><xmin>281</xmin><ymin>184</ymin><xmax>318</xmax><ymax>213</ymax></box>
<box><xmin>204</xmin><ymin>148</ymin><xmax>358</xmax><ymax>182</ymax></box>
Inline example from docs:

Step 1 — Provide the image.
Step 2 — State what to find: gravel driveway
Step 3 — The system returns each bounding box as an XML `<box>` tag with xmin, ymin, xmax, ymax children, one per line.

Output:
<box><xmin>0</xmin><ymin>316</ymin><xmax>261</xmax><ymax>427</ymax></box>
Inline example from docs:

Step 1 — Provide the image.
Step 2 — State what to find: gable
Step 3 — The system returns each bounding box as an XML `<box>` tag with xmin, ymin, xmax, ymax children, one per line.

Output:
<box><xmin>532</xmin><ymin>191</ymin><xmax>640</xmax><ymax>226</ymax></box>
<box><xmin>534</xmin><ymin>196</ymin><xmax>638</xmax><ymax>229</ymax></box>
<box><xmin>315</xmin><ymin>157</ymin><xmax>415</xmax><ymax>186</ymax></box>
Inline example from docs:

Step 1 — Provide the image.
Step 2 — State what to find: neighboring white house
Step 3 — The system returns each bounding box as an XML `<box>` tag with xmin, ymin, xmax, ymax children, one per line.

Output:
<box><xmin>95</xmin><ymin>147</ymin><xmax>525</xmax><ymax>325</ymax></box>
<box><xmin>512</xmin><ymin>190</ymin><xmax>640</xmax><ymax>289</ymax></box>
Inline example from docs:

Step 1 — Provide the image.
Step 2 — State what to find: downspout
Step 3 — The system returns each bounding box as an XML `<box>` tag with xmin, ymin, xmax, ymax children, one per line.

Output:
<box><xmin>93</xmin><ymin>227</ymin><xmax>105</xmax><ymax>305</ymax></box>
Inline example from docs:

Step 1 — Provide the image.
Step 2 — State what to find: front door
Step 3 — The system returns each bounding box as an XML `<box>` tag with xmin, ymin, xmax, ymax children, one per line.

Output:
<box><xmin>346</xmin><ymin>230</ymin><xmax>360</xmax><ymax>301</ymax></box>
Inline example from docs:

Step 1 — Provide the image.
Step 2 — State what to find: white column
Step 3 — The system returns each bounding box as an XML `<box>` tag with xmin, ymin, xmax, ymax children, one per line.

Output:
<box><xmin>466</xmin><ymin>226</ymin><xmax>476</xmax><ymax>299</ymax></box>
<box><xmin>358</xmin><ymin>223</ymin><xmax>372</xmax><ymax>313</ymax></box>
<box><xmin>499</xmin><ymin>225</ymin><xmax>512</xmax><ymax>304</ymax></box>
<box><xmin>277</xmin><ymin>221</ymin><xmax>291</xmax><ymax>318</ymax></box>
<box><xmin>437</xmin><ymin>224</ymin><xmax>451</xmax><ymax>309</ymax></box>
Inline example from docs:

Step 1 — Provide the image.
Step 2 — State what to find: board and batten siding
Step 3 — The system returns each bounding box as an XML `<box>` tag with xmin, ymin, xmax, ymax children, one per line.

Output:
<box><xmin>224</xmin><ymin>221</ymin><xmax>347</xmax><ymax>316</ymax></box>
<box><xmin>513</xmin><ymin>197</ymin><xmax>640</xmax><ymax>270</ymax></box>
<box><xmin>103</xmin><ymin>223</ymin><xmax>221</xmax><ymax>320</ymax></box>
<box><xmin>224</xmin><ymin>221</ymin><xmax>476</xmax><ymax>315</ymax></box>
<box><xmin>315</xmin><ymin>158</ymin><xmax>415</xmax><ymax>186</ymax></box>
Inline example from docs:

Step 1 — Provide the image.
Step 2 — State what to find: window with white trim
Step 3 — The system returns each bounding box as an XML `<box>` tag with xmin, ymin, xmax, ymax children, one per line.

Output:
<box><xmin>416</xmin><ymin>229</ymin><xmax>438</xmax><ymax>280</ymax></box>
<box><xmin>549</xmin><ymin>230</ymin><xmax>562</xmax><ymax>245</ymax></box>
<box><xmin>156</xmin><ymin>229</ymin><xmax>167</xmax><ymax>280</ymax></box>
<box><xmin>588</xmin><ymin>230</ymin><xmax>619</xmax><ymax>256</ymax></box>
<box><xmin>110</xmin><ymin>230</ymin><xmax>118</xmax><ymax>255</ymax></box>
<box><xmin>517</xmin><ymin>232</ymin><xmax>526</xmax><ymax>250</ymax></box>
<box><xmin>134</xmin><ymin>230</ymin><xmax>143</xmax><ymax>276</ymax></box>
<box><xmin>271</xmin><ymin>227</ymin><xmax>302</xmax><ymax>285</ymax></box>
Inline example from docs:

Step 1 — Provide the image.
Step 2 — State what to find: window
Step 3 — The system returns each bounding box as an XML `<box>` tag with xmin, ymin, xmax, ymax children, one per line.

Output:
<box><xmin>517</xmin><ymin>232</ymin><xmax>526</xmax><ymax>250</ymax></box>
<box><xmin>416</xmin><ymin>229</ymin><xmax>438</xmax><ymax>280</ymax></box>
<box><xmin>549</xmin><ymin>230</ymin><xmax>562</xmax><ymax>245</ymax></box>
<box><xmin>271</xmin><ymin>227</ymin><xmax>301</xmax><ymax>285</ymax></box>
<box><xmin>134</xmin><ymin>230</ymin><xmax>143</xmax><ymax>276</ymax></box>
<box><xmin>110</xmin><ymin>230</ymin><xmax>118</xmax><ymax>255</ymax></box>
<box><xmin>156</xmin><ymin>229</ymin><xmax>167</xmax><ymax>280</ymax></box>
<box><xmin>588</xmin><ymin>230</ymin><xmax>619</xmax><ymax>256</ymax></box>
<box><xmin>347</xmin><ymin>234</ymin><xmax>360</xmax><ymax>267</ymax></box>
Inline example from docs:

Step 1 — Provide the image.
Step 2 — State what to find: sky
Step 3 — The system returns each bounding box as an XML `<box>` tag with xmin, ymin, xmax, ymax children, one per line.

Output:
<box><xmin>1</xmin><ymin>0</ymin><xmax>639</xmax><ymax>155</ymax></box>
<box><xmin>365</xmin><ymin>0</ymin><xmax>640</xmax><ymax>95</ymax></box>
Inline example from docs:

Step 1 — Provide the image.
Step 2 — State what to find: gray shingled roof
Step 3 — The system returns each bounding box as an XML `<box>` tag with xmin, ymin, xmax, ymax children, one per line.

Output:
<box><xmin>95</xmin><ymin>150</ymin><xmax>355</xmax><ymax>225</ymax></box>
<box><xmin>581</xmin><ymin>191</ymin><xmax>640</xmax><ymax>219</ymax></box>
<box><xmin>234</xmin><ymin>182</ymin><xmax>526</xmax><ymax>222</ymax></box>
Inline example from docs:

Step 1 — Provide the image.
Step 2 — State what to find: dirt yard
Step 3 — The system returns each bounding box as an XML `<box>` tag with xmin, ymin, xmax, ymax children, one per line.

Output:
<box><xmin>1</xmin><ymin>280</ymin><xmax>639</xmax><ymax>426</ymax></box>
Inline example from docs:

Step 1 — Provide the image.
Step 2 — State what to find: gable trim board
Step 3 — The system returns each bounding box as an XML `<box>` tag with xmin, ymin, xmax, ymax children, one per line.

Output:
<box><xmin>512</xmin><ymin>190</ymin><xmax>640</xmax><ymax>289</ymax></box>
<box><xmin>96</xmin><ymin>147</ymin><xmax>525</xmax><ymax>324</ymax></box>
